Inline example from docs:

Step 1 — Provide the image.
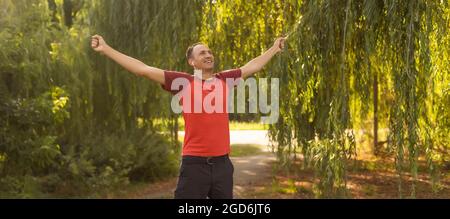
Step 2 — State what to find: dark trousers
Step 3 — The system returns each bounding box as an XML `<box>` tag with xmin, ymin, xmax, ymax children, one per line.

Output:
<box><xmin>174</xmin><ymin>154</ymin><xmax>234</xmax><ymax>199</ymax></box>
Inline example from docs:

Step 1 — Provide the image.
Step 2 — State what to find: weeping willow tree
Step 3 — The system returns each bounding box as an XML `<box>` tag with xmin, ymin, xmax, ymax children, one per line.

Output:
<box><xmin>379</xmin><ymin>0</ymin><xmax>449</xmax><ymax>198</ymax></box>
<box><xmin>269</xmin><ymin>0</ymin><xmax>449</xmax><ymax>197</ymax></box>
<box><xmin>269</xmin><ymin>0</ymin><xmax>359</xmax><ymax>197</ymax></box>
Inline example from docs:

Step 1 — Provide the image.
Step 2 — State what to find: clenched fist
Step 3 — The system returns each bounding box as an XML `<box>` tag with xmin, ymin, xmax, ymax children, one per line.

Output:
<box><xmin>91</xmin><ymin>34</ymin><xmax>108</xmax><ymax>54</ymax></box>
<box><xmin>272</xmin><ymin>37</ymin><xmax>286</xmax><ymax>53</ymax></box>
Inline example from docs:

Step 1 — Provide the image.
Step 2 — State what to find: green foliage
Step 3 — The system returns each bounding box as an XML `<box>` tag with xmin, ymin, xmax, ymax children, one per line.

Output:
<box><xmin>0</xmin><ymin>0</ymin><xmax>448</xmax><ymax>198</ymax></box>
<box><xmin>305</xmin><ymin>133</ymin><xmax>356</xmax><ymax>198</ymax></box>
<box><xmin>0</xmin><ymin>0</ymin><xmax>196</xmax><ymax>197</ymax></box>
<box><xmin>230</xmin><ymin>144</ymin><xmax>265</xmax><ymax>157</ymax></box>
<box><xmin>265</xmin><ymin>0</ymin><xmax>449</xmax><ymax>197</ymax></box>
<box><xmin>0</xmin><ymin>92</ymin><xmax>63</xmax><ymax>176</ymax></box>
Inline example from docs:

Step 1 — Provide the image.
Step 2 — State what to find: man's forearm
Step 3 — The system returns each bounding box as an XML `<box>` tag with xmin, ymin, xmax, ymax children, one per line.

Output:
<box><xmin>241</xmin><ymin>46</ymin><xmax>278</xmax><ymax>78</ymax></box>
<box><xmin>103</xmin><ymin>46</ymin><xmax>149</xmax><ymax>77</ymax></box>
<box><xmin>250</xmin><ymin>46</ymin><xmax>278</xmax><ymax>70</ymax></box>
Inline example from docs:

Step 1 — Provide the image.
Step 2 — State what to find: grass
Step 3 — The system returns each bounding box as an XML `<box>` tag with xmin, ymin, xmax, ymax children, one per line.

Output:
<box><xmin>237</xmin><ymin>176</ymin><xmax>315</xmax><ymax>199</ymax></box>
<box><xmin>272</xmin><ymin>178</ymin><xmax>298</xmax><ymax>194</ymax></box>
<box><xmin>151</xmin><ymin>117</ymin><xmax>268</xmax><ymax>131</ymax></box>
<box><xmin>229</xmin><ymin>121</ymin><xmax>268</xmax><ymax>130</ymax></box>
<box><xmin>102</xmin><ymin>182</ymin><xmax>150</xmax><ymax>199</ymax></box>
<box><xmin>230</xmin><ymin>144</ymin><xmax>267</xmax><ymax>157</ymax></box>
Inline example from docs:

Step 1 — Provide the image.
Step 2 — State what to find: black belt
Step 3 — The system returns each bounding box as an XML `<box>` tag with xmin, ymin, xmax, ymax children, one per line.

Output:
<box><xmin>182</xmin><ymin>154</ymin><xmax>229</xmax><ymax>165</ymax></box>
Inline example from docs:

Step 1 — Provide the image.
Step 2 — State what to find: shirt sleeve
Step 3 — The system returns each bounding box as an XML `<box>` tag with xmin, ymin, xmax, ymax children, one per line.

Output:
<box><xmin>216</xmin><ymin>68</ymin><xmax>242</xmax><ymax>87</ymax></box>
<box><xmin>161</xmin><ymin>71</ymin><xmax>192</xmax><ymax>95</ymax></box>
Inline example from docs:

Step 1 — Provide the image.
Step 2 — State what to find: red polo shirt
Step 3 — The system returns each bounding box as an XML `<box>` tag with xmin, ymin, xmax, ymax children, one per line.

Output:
<box><xmin>162</xmin><ymin>69</ymin><xmax>242</xmax><ymax>157</ymax></box>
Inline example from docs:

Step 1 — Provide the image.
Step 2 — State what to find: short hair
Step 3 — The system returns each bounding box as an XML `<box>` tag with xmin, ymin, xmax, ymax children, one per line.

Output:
<box><xmin>186</xmin><ymin>42</ymin><xmax>205</xmax><ymax>60</ymax></box>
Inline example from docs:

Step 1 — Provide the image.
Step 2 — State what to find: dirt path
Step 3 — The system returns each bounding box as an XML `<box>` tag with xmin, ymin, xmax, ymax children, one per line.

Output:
<box><xmin>231</xmin><ymin>153</ymin><xmax>276</xmax><ymax>198</ymax></box>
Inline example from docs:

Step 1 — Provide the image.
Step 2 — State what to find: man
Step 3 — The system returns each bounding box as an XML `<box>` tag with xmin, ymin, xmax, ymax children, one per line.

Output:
<box><xmin>91</xmin><ymin>34</ymin><xmax>285</xmax><ymax>199</ymax></box>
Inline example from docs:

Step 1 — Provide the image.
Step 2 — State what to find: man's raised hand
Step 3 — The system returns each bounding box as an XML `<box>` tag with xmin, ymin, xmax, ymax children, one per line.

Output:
<box><xmin>272</xmin><ymin>37</ymin><xmax>286</xmax><ymax>53</ymax></box>
<box><xmin>91</xmin><ymin>35</ymin><xmax>108</xmax><ymax>54</ymax></box>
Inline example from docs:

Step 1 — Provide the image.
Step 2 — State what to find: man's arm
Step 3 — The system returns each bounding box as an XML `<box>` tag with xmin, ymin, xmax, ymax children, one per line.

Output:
<box><xmin>240</xmin><ymin>37</ymin><xmax>286</xmax><ymax>79</ymax></box>
<box><xmin>91</xmin><ymin>35</ymin><xmax>165</xmax><ymax>85</ymax></box>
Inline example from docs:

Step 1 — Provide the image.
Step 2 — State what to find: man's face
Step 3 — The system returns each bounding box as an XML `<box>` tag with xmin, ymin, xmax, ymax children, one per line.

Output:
<box><xmin>189</xmin><ymin>44</ymin><xmax>215</xmax><ymax>71</ymax></box>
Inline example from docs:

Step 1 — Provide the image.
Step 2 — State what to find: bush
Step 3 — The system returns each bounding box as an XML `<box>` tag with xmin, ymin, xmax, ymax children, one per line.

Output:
<box><xmin>0</xmin><ymin>0</ymin><xmax>180</xmax><ymax>198</ymax></box>
<box><xmin>0</xmin><ymin>87</ymin><xmax>178</xmax><ymax>197</ymax></box>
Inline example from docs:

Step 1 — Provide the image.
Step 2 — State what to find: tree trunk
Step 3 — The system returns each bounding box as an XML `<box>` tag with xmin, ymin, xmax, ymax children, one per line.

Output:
<box><xmin>63</xmin><ymin>0</ymin><xmax>73</xmax><ymax>28</ymax></box>
<box><xmin>373</xmin><ymin>69</ymin><xmax>379</xmax><ymax>155</ymax></box>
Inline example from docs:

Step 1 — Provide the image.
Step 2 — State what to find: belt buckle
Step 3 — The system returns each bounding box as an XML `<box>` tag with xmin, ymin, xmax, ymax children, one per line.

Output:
<box><xmin>206</xmin><ymin>157</ymin><xmax>214</xmax><ymax>165</ymax></box>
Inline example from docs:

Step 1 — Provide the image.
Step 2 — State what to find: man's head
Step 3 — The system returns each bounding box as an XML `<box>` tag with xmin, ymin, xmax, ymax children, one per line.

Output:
<box><xmin>186</xmin><ymin>43</ymin><xmax>215</xmax><ymax>71</ymax></box>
